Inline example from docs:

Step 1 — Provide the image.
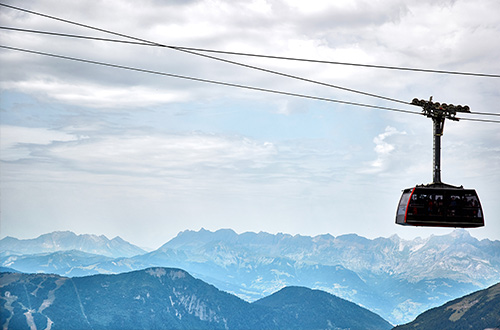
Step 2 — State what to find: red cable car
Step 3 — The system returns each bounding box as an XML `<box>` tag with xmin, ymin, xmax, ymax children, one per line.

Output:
<box><xmin>396</xmin><ymin>183</ymin><xmax>484</xmax><ymax>227</ymax></box>
<box><xmin>395</xmin><ymin>98</ymin><xmax>484</xmax><ymax>228</ymax></box>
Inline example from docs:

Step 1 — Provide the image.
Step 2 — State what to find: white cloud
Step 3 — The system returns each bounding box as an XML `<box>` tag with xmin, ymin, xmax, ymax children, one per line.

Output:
<box><xmin>1</xmin><ymin>77</ymin><xmax>190</xmax><ymax>109</ymax></box>
<box><xmin>2</xmin><ymin>128</ymin><xmax>279</xmax><ymax>180</ymax></box>
<box><xmin>0</xmin><ymin>125</ymin><xmax>80</xmax><ymax>161</ymax></box>
<box><xmin>362</xmin><ymin>126</ymin><xmax>407</xmax><ymax>173</ymax></box>
<box><xmin>1</xmin><ymin>0</ymin><xmax>498</xmax><ymax>111</ymax></box>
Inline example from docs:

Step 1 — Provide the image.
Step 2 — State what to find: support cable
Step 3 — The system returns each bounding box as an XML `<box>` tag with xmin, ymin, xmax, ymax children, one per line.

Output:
<box><xmin>0</xmin><ymin>4</ymin><xmax>411</xmax><ymax>106</ymax></box>
<box><xmin>3</xmin><ymin>26</ymin><xmax>499</xmax><ymax>119</ymax></box>
<box><xmin>1</xmin><ymin>25</ymin><xmax>499</xmax><ymax>79</ymax></box>
<box><xmin>0</xmin><ymin>44</ymin><xmax>421</xmax><ymax>115</ymax></box>
<box><xmin>2</xmin><ymin>44</ymin><xmax>500</xmax><ymax>124</ymax></box>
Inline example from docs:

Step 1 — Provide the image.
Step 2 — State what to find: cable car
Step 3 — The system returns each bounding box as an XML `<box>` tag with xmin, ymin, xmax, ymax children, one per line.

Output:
<box><xmin>396</xmin><ymin>183</ymin><xmax>484</xmax><ymax>227</ymax></box>
<box><xmin>395</xmin><ymin>97</ymin><xmax>484</xmax><ymax>228</ymax></box>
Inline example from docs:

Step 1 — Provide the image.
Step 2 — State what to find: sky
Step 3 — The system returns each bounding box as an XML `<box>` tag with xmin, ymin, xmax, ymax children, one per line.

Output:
<box><xmin>1</xmin><ymin>0</ymin><xmax>499</xmax><ymax>249</ymax></box>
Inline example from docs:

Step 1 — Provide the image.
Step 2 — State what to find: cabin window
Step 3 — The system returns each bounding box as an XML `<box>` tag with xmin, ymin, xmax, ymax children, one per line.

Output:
<box><xmin>407</xmin><ymin>190</ymin><xmax>482</xmax><ymax>219</ymax></box>
<box><xmin>397</xmin><ymin>191</ymin><xmax>412</xmax><ymax>216</ymax></box>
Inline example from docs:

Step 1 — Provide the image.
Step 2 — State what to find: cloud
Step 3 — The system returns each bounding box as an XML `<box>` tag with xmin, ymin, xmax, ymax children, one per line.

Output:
<box><xmin>1</xmin><ymin>123</ymin><xmax>354</xmax><ymax>196</ymax></box>
<box><xmin>1</xmin><ymin>126</ymin><xmax>278</xmax><ymax>180</ymax></box>
<box><xmin>0</xmin><ymin>125</ymin><xmax>80</xmax><ymax>161</ymax></box>
<box><xmin>1</xmin><ymin>0</ymin><xmax>498</xmax><ymax>112</ymax></box>
<box><xmin>362</xmin><ymin>126</ymin><xmax>407</xmax><ymax>174</ymax></box>
<box><xmin>276</xmin><ymin>99</ymin><xmax>310</xmax><ymax>115</ymax></box>
<box><xmin>52</xmin><ymin>133</ymin><xmax>277</xmax><ymax>176</ymax></box>
<box><xmin>1</xmin><ymin>78</ymin><xmax>189</xmax><ymax>109</ymax></box>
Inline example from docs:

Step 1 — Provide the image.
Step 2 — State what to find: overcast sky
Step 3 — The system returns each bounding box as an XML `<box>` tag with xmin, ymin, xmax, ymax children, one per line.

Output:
<box><xmin>1</xmin><ymin>0</ymin><xmax>499</xmax><ymax>249</ymax></box>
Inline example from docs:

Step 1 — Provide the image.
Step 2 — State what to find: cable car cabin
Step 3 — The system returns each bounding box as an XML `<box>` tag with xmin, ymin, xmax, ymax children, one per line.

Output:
<box><xmin>396</xmin><ymin>184</ymin><xmax>484</xmax><ymax>228</ymax></box>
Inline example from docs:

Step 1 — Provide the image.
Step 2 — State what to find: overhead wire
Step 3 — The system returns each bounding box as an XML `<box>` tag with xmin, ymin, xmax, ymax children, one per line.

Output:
<box><xmin>0</xmin><ymin>3</ymin><xmax>411</xmax><ymax>106</ymax></box>
<box><xmin>0</xmin><ymin>27</ymin><xmax>154</xmax><ymax>46</ymax></box>
<box><xmin>0</xmin><ymin>4</ymin><xmax>499</xmax><ymax>122</ymax></box>
<box><xmin>0</xmin><ymin>45</ymin><xmax>421</xmax><ymax>116</ymax></box>
<box><xmin>2</xmin><ymin>25</ymin><xmax>500</xmax><ymax>79</ymax></box>
<box><xmin>458</xmin><ymin>117</ymin><xmax>500</xmax><ymax>123</ymax></box>
<box><xmin>2</xmin><ymin>44</ymin><xmax>499</xmax><ymax>124</ymax></box>
<box><xmin>165</xmin><ymin>49</ymin><xmax>500</xmax><ymax>79</ymax></box>
<box><xmin>466</xmin><ymin>111</ymin><xmax>500</xmax><ymax>117</ymax></box>
<box><xmin>3</xmin><ymin>26</ymin><xmax>500</xmax><ymax>119</ymax></box>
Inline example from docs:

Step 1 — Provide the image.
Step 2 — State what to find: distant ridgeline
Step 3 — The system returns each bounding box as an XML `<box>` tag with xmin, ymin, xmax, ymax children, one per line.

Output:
<box><xmin>393</xmin><ymin>282</ymin><xmax>500</xmax><ymax>330</ymax></box>
<box><xmin>1</xmin><ymin>229</ymin><xmax>500</xmax><ymax>325</ymax></box>
<box><xmin>0</xmin><ymin>267</ymin><xmax>392</xmax><ymax>330</ymax></box>
<box><xmin>0</xmin><ymin>231</ymin><xmax>146</xmax><ymax>258</ymax></box>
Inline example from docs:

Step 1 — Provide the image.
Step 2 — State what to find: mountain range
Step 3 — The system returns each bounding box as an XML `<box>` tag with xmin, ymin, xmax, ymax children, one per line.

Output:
<box><xmin>0</xmin><ymin>267</ymin><xmax>392</xmax><ymax>330</ymax></box>
<box><xmin>0</xmin><ymin>231</ymin><xmax>146</xmax><ymax>258</ymax></box>
<box><xmin>393</xmin><ymin>282</ymin><xmax>500</xmax><ymax>330</ymax></box>
<box><xmin>1</xmin><ymin>229</ymin><xmax>499</xmax><ymax>325</ymax></box>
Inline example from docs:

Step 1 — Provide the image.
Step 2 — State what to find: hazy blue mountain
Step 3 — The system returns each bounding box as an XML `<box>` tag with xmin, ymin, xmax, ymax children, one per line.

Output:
<box><xmin>138</xmin><ymin>242</ymin><xmax>375</xmax><ymax>299</ymax></box>
<box><xmin>255</xmin><ymin>286</ymin><xmax>392</xmax><ymax>330</ymax></box>
<box><xmin>153</xmin><ymin>228</ymin><xmax>500</xmax><ymax>324</ymax></box>
<box><xmin>0</xmin><ymin>267</ymin><xmax>392</xmax><ymax>330</ymax></box>
<box><xmin>392</xmin><ymin>282</ymin><xmax>500</xmax><ymax>330</ymax></box>
<box><xmin>0</xmin><ymin>267</ymin><xmax>19</xmax><ymax>273</ymax></box>
<box><xmin>2</xmin><ymin>228</ymin><xmax>498</xmax><ymax>324</ymax></box>
<box><xmin>163</xmin><ymin>228</ymin><xmax>500</xmax><ymax>285</ymax></box>
<box><xmin>0</xmin><ymin>231</ymin><xmax>145</xmax><ymax>258</ymax></box>
<box><xmin>1</xmin><ymin>250</ymin><xmax>114</xmax><ymax>276</ymax></box>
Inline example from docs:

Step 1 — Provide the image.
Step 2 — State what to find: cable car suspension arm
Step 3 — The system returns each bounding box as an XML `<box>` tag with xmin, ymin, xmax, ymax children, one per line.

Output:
<box><xmin>411</xmin><ymin>97</ymin><xmax>471</xmax><ymax>184</ymax></box>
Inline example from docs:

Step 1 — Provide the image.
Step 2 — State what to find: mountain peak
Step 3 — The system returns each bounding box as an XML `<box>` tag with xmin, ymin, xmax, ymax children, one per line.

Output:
<box><xmin>394</xmin><ymin>282</ymin><xmax>500</xmax><ymax>330</ymax></box>
<box><xmin>40</xmin><ymin>230</ymin><xmax>77</xmax><ymax>239</ymax></box>
<box><xmin>449</xmin><ymin>229</ymin><xmax>472</xmax><ymax>239</ymax></box>
<box><xmin>164</xmin><ymin>228</ymin><xmax>239</xmax><ymax>250</ymax></box>
<box><xmin>255</xmin><ymin>286</ymin><xmax>392</xmax><ymax>330</ymax></box>
<box><xmin>0</xmin><ymin>231</ymin><xmax>145</xmax><ymax>258</ymax></box>
<box><xmin>389</xmin><ymin>234</ymin><xmax>400</xmax><ymax>241</ymax></box>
